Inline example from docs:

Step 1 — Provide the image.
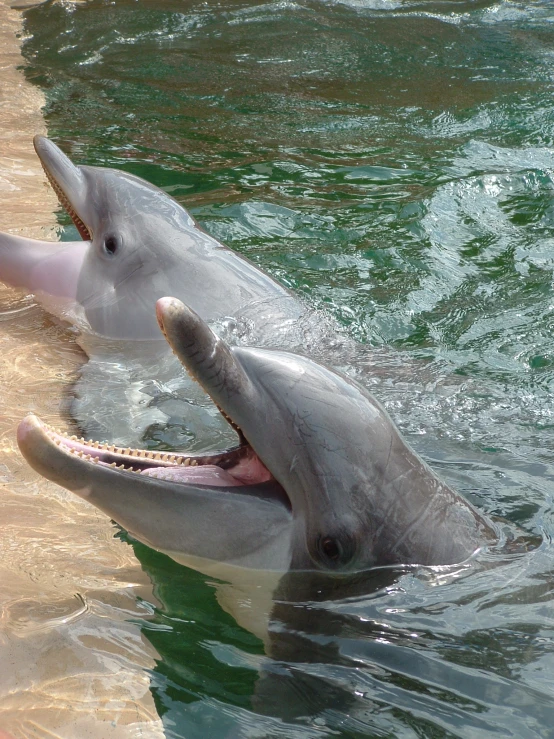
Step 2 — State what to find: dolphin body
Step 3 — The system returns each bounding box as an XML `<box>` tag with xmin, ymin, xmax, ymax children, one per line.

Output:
<box><xmin>0</xmin><ymin>136</ymin><xmax>303</xmax><ymax>342</ymax></box>
<box><xmin>2</xmin><ymin>137</ymin><xmax>340</xmax><ymax>445</ymax></box>
<box><xmin>17</xmin><ymin>298</ymin><xmax>497</xmax><ymax>623</ymax></box>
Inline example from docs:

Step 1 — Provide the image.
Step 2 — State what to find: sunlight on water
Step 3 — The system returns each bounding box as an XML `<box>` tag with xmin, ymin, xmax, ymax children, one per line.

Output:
<box><xmin>0</xmin><ymin>2</ymin><xmax>163</xmax><ymax>736</ymax></box>
<box><xmin>1</xmin><ymin>0</ymin><xmax>554</xmax><ymax>736</ymax></box>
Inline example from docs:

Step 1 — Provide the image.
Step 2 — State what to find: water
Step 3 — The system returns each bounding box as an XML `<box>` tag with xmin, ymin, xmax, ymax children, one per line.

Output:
<box><xmin>2</xmin><ymin>0</ymin><xmax>554</xmax><ymax>735</ymax></box>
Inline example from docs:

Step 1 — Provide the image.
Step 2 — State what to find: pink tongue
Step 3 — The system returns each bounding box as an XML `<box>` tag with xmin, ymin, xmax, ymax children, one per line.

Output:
<box><xmin>139</xmin><ymin>464</ymin><xmax>244</xmax><ymax>486</ymax></box>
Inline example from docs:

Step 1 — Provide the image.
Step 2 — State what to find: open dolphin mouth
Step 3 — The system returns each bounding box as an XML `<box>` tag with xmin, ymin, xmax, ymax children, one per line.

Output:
<box><xmin>18</xmin><ymin>414</ymin><xmax>275</xmax><ymax>489</ymax></box>
<box><xmin>33</xmin><ymin>136</ymin><xmax>92</xmax><ymax>241</ymax></box>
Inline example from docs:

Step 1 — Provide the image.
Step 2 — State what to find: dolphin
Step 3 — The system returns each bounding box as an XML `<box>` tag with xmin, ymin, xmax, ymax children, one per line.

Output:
<box><xmin>0</xmin><ymin>137</ymin><xmax>302</xmax><ymax>341</ymax></box>
<box><xmin>0</xmin><ymin>137</ymin><xmax>347</xmax><ymax>448</ymax></box>
<box><xmin>17</xmin><ymin>297</ymin><xmax>497</xmax><ymax>589</ymax></box>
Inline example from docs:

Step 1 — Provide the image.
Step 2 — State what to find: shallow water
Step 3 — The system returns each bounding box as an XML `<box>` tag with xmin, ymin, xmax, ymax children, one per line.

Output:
<box><xmin>0</xmin><ymin>2</ymin><xmax>163</xmax><ymax>736</ymax></box>
<box><xmin>2</xmin><ymin>0</ymin><xmax>554</xmax><ymax>736</ymax></box>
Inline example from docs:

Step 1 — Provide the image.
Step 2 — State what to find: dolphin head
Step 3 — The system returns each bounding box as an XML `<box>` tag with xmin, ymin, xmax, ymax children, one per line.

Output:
<box><xmin>0</xmin><ymin>136</ymin><xmax>194</xmax><ymax>338</ymax></box>
<box><xmin>156</xmin><ymin>298</ymin><xmax>495</xmax><ymax>570</ymax></box>
<box><xmin>1</xmin><ymin>138</ymin><xmax>294</xmax><ymax>340</ymax></box>
<box><xmin>28</xmin><ymin>136</ymin><xmax>200</xmax><ymax>339</ymax></box>
<box><xmin>17</xmin><ymin>297</ymin><xmax>495</xmax><ymax>576</ymax></box>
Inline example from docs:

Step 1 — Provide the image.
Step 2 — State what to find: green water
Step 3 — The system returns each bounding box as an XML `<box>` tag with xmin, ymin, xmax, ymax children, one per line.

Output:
<box><xmin>20</xmin><ymin>0</ymin><xmax>554</xmax><ymax>736</ymax></box>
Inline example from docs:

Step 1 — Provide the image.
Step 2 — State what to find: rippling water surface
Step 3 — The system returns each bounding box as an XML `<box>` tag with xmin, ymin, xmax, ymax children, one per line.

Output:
<box><xmin>3</xmin><ymin>0</ymin><xmax>554</xmax><ymax>736</ymax></box>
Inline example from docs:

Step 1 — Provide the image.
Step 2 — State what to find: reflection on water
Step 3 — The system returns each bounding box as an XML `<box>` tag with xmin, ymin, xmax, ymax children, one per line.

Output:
<box><xmin>0</xmin><ymin>2</ymin><xmax>163</xmax><ymax>736</ymax></box>
<box><xmin>2</xmin><ymin>0</ymin><xmax>554</xmax><ymax>736</ymax></box>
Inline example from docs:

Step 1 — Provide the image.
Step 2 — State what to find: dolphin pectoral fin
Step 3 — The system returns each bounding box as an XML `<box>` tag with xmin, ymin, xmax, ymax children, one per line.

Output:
<box><xmin>17</xmin><ymin>415</ymin><xmax>293</xmax><ymax>571</ymax></box>
<box><xmin>0</xmin><ymin>231</ymin><xmax>88</xmax><ymax>299</ymax></box>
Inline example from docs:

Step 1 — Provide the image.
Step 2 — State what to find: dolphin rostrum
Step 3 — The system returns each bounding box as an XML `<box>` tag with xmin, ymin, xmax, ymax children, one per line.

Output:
<box><xmin>17</xmin><ymin>297</ymin><xmax>497</xmax><ymax>585</ymax></box>
<box><xmin>0</xmin><ymin>137</ymin><xmax>302</xmax><ymax>341</ymax></box>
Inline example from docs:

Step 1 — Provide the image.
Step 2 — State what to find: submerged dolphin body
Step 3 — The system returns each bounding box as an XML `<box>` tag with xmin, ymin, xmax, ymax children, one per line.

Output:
<box><xmin>0</xmin><ymin>137</ymin><xmax>302</xmax><ymax>341</ymax></box>
<box><xmin>17</xmin><ymin>298</ymin><xmax>496</xmax><ymax>591</ymax></box>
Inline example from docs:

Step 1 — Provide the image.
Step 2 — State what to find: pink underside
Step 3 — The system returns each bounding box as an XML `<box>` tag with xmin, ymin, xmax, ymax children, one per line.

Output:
<box><xmin>0</xmin><ymin>233</ymin><xmax>88</xmax><ymax>297</ymax></box>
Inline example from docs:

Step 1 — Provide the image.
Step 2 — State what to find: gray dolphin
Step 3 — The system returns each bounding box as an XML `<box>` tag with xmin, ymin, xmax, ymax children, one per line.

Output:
<box><xmin>17</xmin><ymin>297</ymin><xmax>496</xmax><ymax>587</ymax></box>
<box><xmin>0</xmin><ymin>137</ymin><xmax>301</xmax><ymax>340</ymax></box>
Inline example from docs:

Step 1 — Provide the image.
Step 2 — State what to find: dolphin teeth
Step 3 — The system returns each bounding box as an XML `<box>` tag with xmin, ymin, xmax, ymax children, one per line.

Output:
<box><xmin>183</xmin><ymin>458</ymin><xmax>190</xmax><ymax>466</ymax></box>
<box><xmin>124</xmin><ymin>448</ymin><xmax>131</xmax><ymax>455</ymax></box>
<box><xmin>108</xmin><ymin>462</ymin><xmax>117</xmax><ymax>468</ymax></box>
<box><xmin>190</xmin><ymin>460</ymin><xmax>197</xmax><ymax>467</ymax></box>
<box><xmin>70</xmin><ymin>435</ymin><xmax>78</xmax><ymax>440</ymax></box>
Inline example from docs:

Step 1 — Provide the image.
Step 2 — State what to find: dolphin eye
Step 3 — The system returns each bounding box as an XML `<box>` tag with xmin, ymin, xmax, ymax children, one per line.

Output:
<box><xmin>321</xmin><ymin>537</ymin><xmax>341</xmax><ymax>561</ymax></box>
<box><xmin>316</xmin><ymin>536</ymin><xmax>344</xmax><ymax>570</ymax></box>
<box><xmin>315</xmin><ymin>534</ymin><xmax>354</xmax><ymax>569</ymax></box>
<box><xmin>103</xmin><ymin>234</ymin><xmax>119</xmax><ymax>257</ymax></box>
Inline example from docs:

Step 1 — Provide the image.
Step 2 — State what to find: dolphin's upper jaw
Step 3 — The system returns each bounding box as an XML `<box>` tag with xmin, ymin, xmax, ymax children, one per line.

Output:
<box><xmin>33</xmin><ymin>136</ymin><xmax>92</xmax><ymax>241</ymax></box>
<box><xmin>18</xmin><ymin>414</ymin><xmax>277</xmax><ymax>490</ymax></box>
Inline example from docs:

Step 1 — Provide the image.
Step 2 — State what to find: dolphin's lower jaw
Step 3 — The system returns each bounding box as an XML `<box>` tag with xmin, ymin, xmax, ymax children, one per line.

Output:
<box><xmin>17</xmin><ymin>414</ymin><xmax>294</xmax><ymax>572</ymax></box>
